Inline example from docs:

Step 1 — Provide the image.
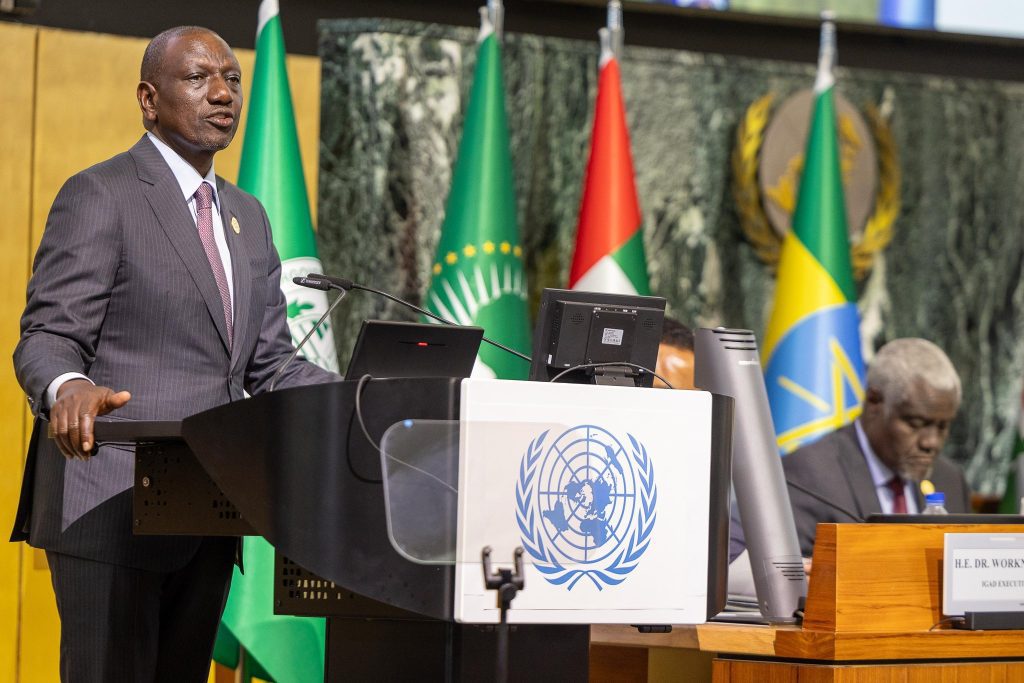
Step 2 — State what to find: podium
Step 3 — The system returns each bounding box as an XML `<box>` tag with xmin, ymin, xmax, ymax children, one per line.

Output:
<box><xmin>97</xmin><ymin>377</ymin><xmax>734</xmax><ymax>681</ymax></box>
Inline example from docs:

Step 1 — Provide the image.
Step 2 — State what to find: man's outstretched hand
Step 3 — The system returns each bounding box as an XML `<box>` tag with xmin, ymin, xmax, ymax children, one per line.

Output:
<box><xmin>47</xmin><ymin>379</ymin><xmax>131</xmax><ymax>460</ymax></box>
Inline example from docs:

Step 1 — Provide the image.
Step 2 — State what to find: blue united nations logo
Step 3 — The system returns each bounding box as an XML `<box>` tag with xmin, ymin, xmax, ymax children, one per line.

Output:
<box><xmin>516</xmin><ymin>426</ymin><xmax>657</xmax><ymax>591</ymax></box>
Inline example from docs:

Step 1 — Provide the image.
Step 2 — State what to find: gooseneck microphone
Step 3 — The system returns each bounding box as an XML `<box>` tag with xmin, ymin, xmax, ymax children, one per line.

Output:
<box><xmin>292</xmin><ymin>276</ymin><xmax>333</xmax><ymax>291</ymax></box>
<box><xmin>308</xmin><ymin>272</ymin><xmax>531</xmax><ymax>364</ymax></box>
<box><xmin>268</xmin><ymin>277</ymin><xmax>348</xmax><ymax>391</ymax></box>
<box><xmin>785</xmin><ymin>478</ymin><xmax>865</xmax><ymax>523</ymax></box>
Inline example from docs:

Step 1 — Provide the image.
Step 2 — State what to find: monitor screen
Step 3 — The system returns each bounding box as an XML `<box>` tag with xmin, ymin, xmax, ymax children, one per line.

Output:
<box><xmin>528</xmin><ymin>288</ymin><xmax>666</xmax><ymax>387</ymax></box>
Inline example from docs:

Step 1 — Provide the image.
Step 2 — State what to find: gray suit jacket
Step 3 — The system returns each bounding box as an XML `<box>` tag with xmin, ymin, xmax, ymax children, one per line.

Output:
<box><xmin>12</xmin><ymin>135</ymin><xmax>337</xmax><ymax>570</ymax></box>
<box><xmin>782</xmin><ymin>424</ymin><xmax>972</xmax><ymax>556</ymax></box>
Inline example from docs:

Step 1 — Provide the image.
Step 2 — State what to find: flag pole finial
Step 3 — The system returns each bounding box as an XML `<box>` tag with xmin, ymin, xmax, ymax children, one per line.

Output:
<box><xmin>487</xmin><ymin>0</ymin><xmax>504</xmax><ymax>42</ymax></box>
<box><xmin>598</xmin><ymin>28</ymin><xmax>614</xmax><ymax>67</ymax></box>
<box><xmin>815</xmin><ymin>10</ymin><xmax>837</xmax><ymax>92</ymax></box>
<box><xmin>606</xmin><ymin>0</ymin><xmax>624</xmax><ymax>62</ymax></box>
<box><xmin>478</xmin><ymin>6</ymin><xmax>494</xmax><ymax>41</ymax></box>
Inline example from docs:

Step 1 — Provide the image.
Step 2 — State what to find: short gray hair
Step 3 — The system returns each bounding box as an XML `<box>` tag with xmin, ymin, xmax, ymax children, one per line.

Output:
<box><xmin>866</xmin><ymin>338</ymin><xmax>961</xmax><ymax>413</ymax></box>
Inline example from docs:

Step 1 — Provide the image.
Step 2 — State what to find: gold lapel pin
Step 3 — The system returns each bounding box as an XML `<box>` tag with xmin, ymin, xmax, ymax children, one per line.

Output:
<box><xmin>230</xmin><ymin>216</ymin><xmax>240</xmax><ymax>234</ymax></box>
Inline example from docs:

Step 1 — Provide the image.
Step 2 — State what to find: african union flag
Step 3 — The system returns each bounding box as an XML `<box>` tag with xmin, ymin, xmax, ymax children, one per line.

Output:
<box><xmin>424</xmin><ymin>7</ymin><xmax>530</xmax><ymax>380</ymax></box>
<box><xmin>763</xmin><ymin>16</ymin><xmax>866</xmax><ymax>454</ymax></box>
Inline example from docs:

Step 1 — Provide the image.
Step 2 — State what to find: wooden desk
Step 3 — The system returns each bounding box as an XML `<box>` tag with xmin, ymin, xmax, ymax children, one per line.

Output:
<box><xmin>589</xmin><ymin>524</ymin><xmax>1024</xmax><ymax>682</ymax></box>
<box><xmin>592</xmin><ymin>622</ymin><xmax>1024</xmax><ymax>681</ymax></box>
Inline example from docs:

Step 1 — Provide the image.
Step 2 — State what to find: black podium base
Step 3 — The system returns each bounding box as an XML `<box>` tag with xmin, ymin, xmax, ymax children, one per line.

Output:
<box><xmin>325</xmin><ymin>619</ymin><xmax>588</xmax><ymax>682</ymax></box>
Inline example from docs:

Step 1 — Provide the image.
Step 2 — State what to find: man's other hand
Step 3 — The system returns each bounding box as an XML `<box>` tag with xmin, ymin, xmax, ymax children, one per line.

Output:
<box><xmin>48</xmin><ymin>380</ymin><xmax>131</xmax><ymax>460</ymax></box>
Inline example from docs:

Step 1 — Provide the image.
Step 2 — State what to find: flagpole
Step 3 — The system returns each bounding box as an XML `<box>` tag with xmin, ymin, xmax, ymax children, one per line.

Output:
<box><xmin>487</xmin><ymin>0</ymin><xmax>504</xmax><ymax>41</ymax></box>
<box><xmin>606</xmin><ymin>0</ymin><xmax>623</xmax><ymax>62</ymax></box>
<box><xmin>815</xmin><ymin>10</ymin><xmax>836</xmax><ymax>92</ymax></box>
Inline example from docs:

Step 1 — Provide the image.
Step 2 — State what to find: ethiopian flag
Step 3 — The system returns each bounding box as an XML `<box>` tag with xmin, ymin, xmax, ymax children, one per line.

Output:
<box><xmin>213</xmin><ymin>1</ymin><xmax>331</xmax><ymax>681</ymax></box>
<box><xmin>568</xmin><ymin>37</ymin><xmax>649</xmax><ymax>296</ymax></box>
<box><xmin>425</xmin><ymin>10</ymin><xmax>530</xmax><ymax>380</ymax></box>
<box><xmin>763</xmin><ymin>18</ymin><xmax>866</xmax><ymax>454</ymax></box>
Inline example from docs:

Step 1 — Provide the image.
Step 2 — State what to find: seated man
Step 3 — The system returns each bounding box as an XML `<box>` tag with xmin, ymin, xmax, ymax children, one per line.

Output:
<box><xmin>784</xmin><ymin>338</ymin><xmax>972</xmax><ymax>556</ymax></box>
<box><xmin>654</xmin><ymin>316</ymin><xmax>694</xmax><ymax>390</ymax></box>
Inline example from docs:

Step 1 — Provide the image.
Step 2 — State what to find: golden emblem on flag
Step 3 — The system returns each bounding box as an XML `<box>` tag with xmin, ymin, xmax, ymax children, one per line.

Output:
<box><xmin>731</xmin><ymin>90</ymin><xmax>900</xmax><ymax>280</ymax></box>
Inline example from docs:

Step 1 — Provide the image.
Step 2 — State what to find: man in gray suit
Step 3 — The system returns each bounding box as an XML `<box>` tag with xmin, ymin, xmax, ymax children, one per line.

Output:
<box><xmin>11</xmin><ymin>26</ymin><xmax>338</xmax><ymax>680</ymax></box>
<box><xmin>783</xmin><ymin>338</ymin><xmax>972</xmax><ymax>556</ymax></box>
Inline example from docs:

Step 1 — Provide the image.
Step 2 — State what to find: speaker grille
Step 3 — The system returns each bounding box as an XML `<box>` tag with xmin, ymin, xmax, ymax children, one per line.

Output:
<box><xmin>773</xmin><ymin>560</ymin><xmax>806</xmax><ymax>582</ymax></box>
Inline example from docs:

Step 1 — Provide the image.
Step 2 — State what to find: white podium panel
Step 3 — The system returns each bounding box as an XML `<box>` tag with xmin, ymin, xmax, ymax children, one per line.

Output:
<box><xmin>455</xmin><ymin>379</ymin><xmax>713</xmax><ymax>624</ymax></box>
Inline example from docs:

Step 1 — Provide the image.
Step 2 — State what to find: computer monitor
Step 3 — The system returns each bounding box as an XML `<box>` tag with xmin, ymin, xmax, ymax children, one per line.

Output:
<box><xmin>344</xmin><ymin>320</ymin><xmax>483</xmax><ymax>380</ymax></box>
<box><xmin>528</xmin><ymin>288</ymin><xmax>666</xmax><ymax>388</ymax></box>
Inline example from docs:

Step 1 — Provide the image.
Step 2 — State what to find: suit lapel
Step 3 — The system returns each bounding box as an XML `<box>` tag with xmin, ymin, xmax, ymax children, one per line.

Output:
<box><xmin>218</xmin><ymin>180</ymin><xmax>251</xmax><ymax>371</ymax></box>
<box><xmin>835</xmin><ymin>424</ymin><xmax>883</xmax><ymax>517</ymax></box>
<box><xmin>132</xmin><ymin>137</ymin><xmax>231</xmax><ymax>354</ymax></box>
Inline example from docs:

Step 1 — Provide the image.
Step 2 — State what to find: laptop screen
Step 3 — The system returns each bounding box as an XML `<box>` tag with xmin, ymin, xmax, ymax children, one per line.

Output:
<box><xmin>343</xmin><ymin>320</ymin><xmax>483</xmax><ymax>380</ymax></box>
<box><xmin>865</xmin><ymin>513</ymin><xmax>1024</xmax><ymax>524</ymax></box>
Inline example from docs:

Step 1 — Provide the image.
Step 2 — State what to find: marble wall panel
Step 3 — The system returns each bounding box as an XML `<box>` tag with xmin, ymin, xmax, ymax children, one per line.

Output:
<box><xmin>318</xmin><ymin>18</ymin><xmax>1024</xmax><ymax>494</ymax></box>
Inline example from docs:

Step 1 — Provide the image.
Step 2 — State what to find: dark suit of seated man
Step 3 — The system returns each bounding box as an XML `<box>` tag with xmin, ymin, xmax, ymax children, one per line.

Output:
<box><xmin>783</xmin><ymin>338</ymin><xmax>972</xmax><ymax>557</ymax></box>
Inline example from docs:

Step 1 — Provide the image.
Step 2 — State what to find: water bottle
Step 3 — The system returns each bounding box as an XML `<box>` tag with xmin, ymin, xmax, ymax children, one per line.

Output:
<box><xmin>922</xmin><ymin>492</ymin><xmax>948</xmax><ymax>515</ymax></box>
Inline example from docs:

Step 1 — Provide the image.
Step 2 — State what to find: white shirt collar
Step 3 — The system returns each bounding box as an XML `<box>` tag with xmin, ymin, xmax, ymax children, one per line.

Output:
<box><xmin>146</xmin><ymin>132</ymin><xmax>220</xmax><ymax>209</ymax></box>
<box><xmin>854</xmin><ymin>418</ymin><xmax>898</xmax><ymax>488</ymax></box>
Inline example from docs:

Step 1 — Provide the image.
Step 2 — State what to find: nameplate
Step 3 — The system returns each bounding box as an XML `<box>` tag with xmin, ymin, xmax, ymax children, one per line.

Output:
<box><xmin>943</xmin><ymin>533</ymin><xmax>1024</xmax><ymax>616</ymax></box>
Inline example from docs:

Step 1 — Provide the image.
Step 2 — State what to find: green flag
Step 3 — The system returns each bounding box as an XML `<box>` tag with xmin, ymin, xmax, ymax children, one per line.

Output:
<box><xmin>1000</xmin><ymin>389</ymin><xmax>1024</xmax><ymax>514</ymax></box>
<box><xmin>214</xmin><ymin>1</ymin><xmax>332</xmax><ymax>681</ymax></box>
<box><xmin>239</xmin><ymin>0</ymin><xmax>338</xmax><ymax>374</ymax></box>
<box><xmin>424</xmin><ymin>10</ymin><xmax>531</xmax><ymax>380</ymax></box>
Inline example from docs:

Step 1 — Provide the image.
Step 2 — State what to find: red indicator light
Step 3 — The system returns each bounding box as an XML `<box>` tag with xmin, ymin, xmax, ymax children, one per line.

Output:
<box><xmin>417</xmin><ymin>341</ymin><xmax>429</xmax><ymax>347</ymax></box>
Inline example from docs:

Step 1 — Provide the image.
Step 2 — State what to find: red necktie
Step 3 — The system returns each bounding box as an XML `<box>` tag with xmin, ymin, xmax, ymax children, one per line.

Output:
<box><xmin>194</xmin><ymin>182</ymin><xmax>233</xmax><ymax>348</ymax></box>
<box><xmin>887</xmin><ymin>476</ymin><xmax>907</xmax><ymax>514</ymax></box>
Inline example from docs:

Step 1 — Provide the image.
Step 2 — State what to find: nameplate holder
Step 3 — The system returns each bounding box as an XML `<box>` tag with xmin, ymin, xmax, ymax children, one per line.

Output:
<box><xmin>943</xmin><ymin>532</ymin><xmax>1024</xmax><ymax>623</ymax></box>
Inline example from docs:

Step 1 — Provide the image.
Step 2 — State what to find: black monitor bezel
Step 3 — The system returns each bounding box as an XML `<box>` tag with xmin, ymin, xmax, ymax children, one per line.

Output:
<box><xmin>528</xmin><ymin>287</ymin><xmax>666</xmax><ymax>387</ymax></box>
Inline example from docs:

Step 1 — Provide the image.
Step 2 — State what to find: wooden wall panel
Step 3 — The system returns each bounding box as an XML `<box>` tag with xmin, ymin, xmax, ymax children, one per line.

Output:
<box><xmin>2</xmin><ymin>25</ymin><xmax>321</xmax><ymax>682</ymax></box>
<box><xmin>648</xmin><ymin>647</ymin><xmax>714</xmax><ymax>683</ymax></box>
<box><xmin>589</xmin><ymin>644</ymin><xmax>648</xmax><ymax>682</ymax></box>
<box><xmin>0</xmin><ymin>22</ymin><xmax>38</xmax><ymax>683</ymax></box>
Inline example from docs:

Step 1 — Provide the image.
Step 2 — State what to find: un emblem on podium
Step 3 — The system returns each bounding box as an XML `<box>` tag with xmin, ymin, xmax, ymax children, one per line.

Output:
<box><xmin>516</xmin><ymin>426</ymin><xmax>657</xmax><ymax>591</ymax></box>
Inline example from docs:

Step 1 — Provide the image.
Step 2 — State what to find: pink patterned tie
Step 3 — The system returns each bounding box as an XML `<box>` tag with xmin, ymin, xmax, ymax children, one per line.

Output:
<box><xmin>194</xmin><ymin>182</ymin><xmax>233</xmax><ymax>348</ymax></box>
